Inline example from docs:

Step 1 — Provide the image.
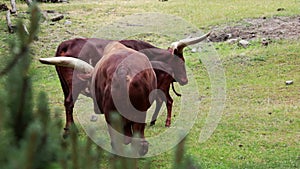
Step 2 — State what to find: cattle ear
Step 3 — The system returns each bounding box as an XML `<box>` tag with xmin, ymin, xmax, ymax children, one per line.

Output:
<box><xmin>77</xmin><ymin>73</ymin><xmax>92</xmax><ymax>81</ymax></box>
<box><xmin>151</xmin><ymin>61</ymin><xmax>174</xmax><ymax>77</ymax></box>
<box><xmin>167</xmin><ymin>47</ymin><xmax>175</xmax><ymax>55</ymax></box>
<box><xmin>168</xmin><ymin>47</ymin><xmax>182</xmax><ymax>57</ymax></box>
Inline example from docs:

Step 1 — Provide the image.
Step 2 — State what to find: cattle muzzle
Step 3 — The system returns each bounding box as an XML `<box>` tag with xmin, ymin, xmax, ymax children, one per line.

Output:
<box><xmin>178</xmin><ymin>78</ymin><xmax>188</xmax><ymax>86</ymax></box>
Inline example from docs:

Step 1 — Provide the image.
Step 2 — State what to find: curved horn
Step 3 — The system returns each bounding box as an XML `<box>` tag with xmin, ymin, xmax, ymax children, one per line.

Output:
<box><xmin>39</xmin><ymin>57</ymin><xmax>94</xmax><ymax>73</ymax></box>
<box><xmin>171</xmin><ymin>31</ymin><xmax>211</xmax><ymax>54</ymax></box>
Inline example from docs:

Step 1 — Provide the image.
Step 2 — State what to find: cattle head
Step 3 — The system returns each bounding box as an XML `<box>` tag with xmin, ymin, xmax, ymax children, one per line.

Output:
<box><xmin>165</xmin><ymin>49</ymin><xmax>188</xmax><ymax>85</ymax></box>
<box><xmin>159</xmin><ymin>32</ymin><xmax>211</xmax><ymax>85</ymax></box>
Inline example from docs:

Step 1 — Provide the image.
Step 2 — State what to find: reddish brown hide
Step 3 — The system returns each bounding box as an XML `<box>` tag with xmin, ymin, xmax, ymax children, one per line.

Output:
<box><xmin>91</xmin><ymin>42</ymin><xmax>156</xmax><ymax>156</ymax></box>
<box><xmin>54</xmin><ymin>38</ymin><xmax>188</xmax><ymax>135</ymax></box>
<box><xmin>49</xmin><ymin>32</ymin><xmax>210</xmax><ymax>134</ymax></box>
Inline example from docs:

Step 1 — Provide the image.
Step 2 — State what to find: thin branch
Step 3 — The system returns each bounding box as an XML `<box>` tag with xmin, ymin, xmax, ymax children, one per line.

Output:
<box><xmin>6</xmin><ymin>10</ymin><xmax>14</xmax><ymax>33</ymax></box>
<box><xmin>10</xmin><ymin>0</ymin><xmax>17</xmax><ymax>13</ymax></box>
<box><xmin>51</xmin><ymin>14</ymin><xmax>64</xmax><ymax>22</ymax></box>
<box><xmin>23</xmin><ymin>24</ymin><xmax>29</xmax><ymax>35</ymax></box>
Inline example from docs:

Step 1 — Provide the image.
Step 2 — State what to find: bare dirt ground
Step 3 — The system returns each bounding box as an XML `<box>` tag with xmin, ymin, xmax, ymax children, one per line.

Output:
<box><xmin>208</xmin><ymin>16</ymin><xmax>300</xmax><ymax>42</ymax></box>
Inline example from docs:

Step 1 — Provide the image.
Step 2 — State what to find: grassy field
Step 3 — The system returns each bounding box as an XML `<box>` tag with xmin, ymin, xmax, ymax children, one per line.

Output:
<box><xmin>0</xmin><ymin>0</ymin><xmax>299</xmax><ymax>168</ymax></box>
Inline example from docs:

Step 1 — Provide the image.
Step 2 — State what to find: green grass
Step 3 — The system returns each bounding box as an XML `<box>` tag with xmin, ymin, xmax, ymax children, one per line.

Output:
<box><xmin>0</xmin><ymin>0</ymin><xmax>299</xmax><ymax>168</ymax></box>
<box><xmin>183</xmin><ymin>39</ymin><xmax>300</xmax><ymax>168</ymax></box>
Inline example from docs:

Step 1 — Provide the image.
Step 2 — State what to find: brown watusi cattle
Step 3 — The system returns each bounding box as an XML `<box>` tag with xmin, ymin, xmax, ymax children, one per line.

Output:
<box><xmin>91</xmin><ymin>42</ymin><xmax>156</xmax><ymax>156</ymax></box>
<box><xmin>40</xmin><ymin>42</ymin><xmax>157</xmax><ymax>156</ymax></box>
<box><xmin>44</xmin><ymin>32</ymin><xmax>210</xmax><ymax>135</ymax></box>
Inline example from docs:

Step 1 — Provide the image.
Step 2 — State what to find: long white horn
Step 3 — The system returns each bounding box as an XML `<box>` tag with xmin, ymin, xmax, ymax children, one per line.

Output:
<box><xmin>171</xmin><ymin>31</ymin><xmax>211</xmax><ymax>54</ymax></box>
<box><xmin>39</xmin><ymin>57</ymin><xmax>94</xmax><ymax>73</ymax></box>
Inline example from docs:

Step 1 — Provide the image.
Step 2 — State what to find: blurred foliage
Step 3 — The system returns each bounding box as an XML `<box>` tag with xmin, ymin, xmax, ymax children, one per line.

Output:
<box><xmin>0</xmin><ymin>3</ymin><xmax>105</xmax><ymax>169</ymax></box>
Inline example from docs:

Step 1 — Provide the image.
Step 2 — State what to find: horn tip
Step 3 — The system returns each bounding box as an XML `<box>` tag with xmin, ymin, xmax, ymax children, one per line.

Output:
<box><xmin>206</xmin><ymin>31</ymin><xmax>212</xmax><ymax>37</ymax></box>
<box><xmin>39</xmin><ymin>58</ymin><xmax>46</xmax><ymax>63</ymax></box>
<box><xmin>39</xmin><ymin>58</ymin><xmax>51</xmax><ymax>65</ymax></box>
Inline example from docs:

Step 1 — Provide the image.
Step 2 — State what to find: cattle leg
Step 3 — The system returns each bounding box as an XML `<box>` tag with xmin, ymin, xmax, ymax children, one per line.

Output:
<box><xmin>150</xmin><ymin>100</ymin><xmax>163</xmax><ymax>126</ymax></box>
<box><xmin>64</xmin><ymin>93</ymin><xmax>74</xmax><ymax>130</ymax></box>
<box><xmin>124</xmin><ymin>122</ymin><xmax>132</xmax><ymax>145</ymax></box>
<box><xmin>108</xmin><ymin>124</ymin><xmax>124</xmax><ymax>154</ymax></box>
<box><xmin>165</xmin><ymin>92</ymin><xmax>173</xmax><ymax>127</ymax></box>
<box><xmin>56</xmin><ymin>67</ymin><xmax>76</xmax><ymax>137</ymax></box>
<box><xmin>132</xmin><ymin>123</ymin><xmax>148</xmax><ymax>156</ymax></box>
<box><xmin>106</xmin><ymin>112</ymin><xmax>126</xmax><ymax>154</ymax></box>
<box><xmin>93</xmin><ymin>98</ymin><xmax>101</xmax><ymax>114</ymax></box>
<box><xmin>63</xmin><ymin>92</ymin><xmax>76</xmax><ymax>138</ymax></box>
<box><xmin>63</xmin><ymin>85</ymin><xmax>82</xmax><ymax>138</ymax></box>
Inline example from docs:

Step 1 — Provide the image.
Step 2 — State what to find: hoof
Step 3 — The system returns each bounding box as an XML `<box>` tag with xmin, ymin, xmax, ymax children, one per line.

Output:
<box><xmin>150</xmin><ymin>121</ymin><xmax>156</xmax><ymax>126</ymax></box>
<box><xmin>138</xmin><ymin>140</ymin><xmax>149</xmax><ymax>156</ymax></box>
<box><xmin>63</xmin><ymin>128</ymin><xmax>69</xmax><ymax>139</ymax></box>
<box><xmin>63</xmin><ymin>125</ymin><xmax>78</xmax><ymax>138</ymax></box>
<box><xmin>165</xmin><ymin>120</ymin><xmax>171</xmax><ymax>127</ymax></box>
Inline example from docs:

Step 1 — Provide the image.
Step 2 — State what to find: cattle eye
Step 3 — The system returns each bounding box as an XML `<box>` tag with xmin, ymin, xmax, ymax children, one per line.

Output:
<box><xmin>173</xmin><ymin>49</ymin><xmax>178</xmax><ymax>56</ymax></box>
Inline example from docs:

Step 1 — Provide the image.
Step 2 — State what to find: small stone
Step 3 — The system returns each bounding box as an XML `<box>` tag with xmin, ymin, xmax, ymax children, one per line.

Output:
<box><xmin>227</xmin><ymin>38</ymin><xmax>238</xmax><ymax>44</ymax></box>
<box><xmin>46</xmin><ymin>10</ymin><xmax>55</xmax><ymax>13</ymax></box>
<box><xmin>238</xmin><ymin>40</ymin><xmax>250</xmax><ymax>48</ymax></box>
<box><xmin>90</xmin><ymin>115</ymin><xmax>98</xmax><ymax>122</ymax></box>
<box><xmin>285</xmin><ymin>80</ymin><xmax>293</xmax><ymax>85</ymax></box>
<box><xmin>191</xmin><ymin>48</ymin><xmax>197</xmax><ymax>53</ymax></box>
<box><xmin>226</xmin><ymin>33</ymin><xmax>232</xmax><ymax>39</ymax></box>
<box><xmin>261</xmin><ymin>38</ymin><xmax>269</xmax><ymax>46</ymax></box>
<box><xmin>277</xmin><ymin>8</ymin><xmax>285</xmax><ymax>11</ymax></box>
<box><xmin>64</xmin><ymin>20</ymin><xmax>72</xmax><ymax>25</ymax></box>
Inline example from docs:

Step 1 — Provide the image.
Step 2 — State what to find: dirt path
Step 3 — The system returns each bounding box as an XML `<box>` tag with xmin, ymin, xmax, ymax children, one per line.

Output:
<box><xmin>208</xmin><ymin>16</ymin><xmax>300</xmax><ymax>42</ymax></box>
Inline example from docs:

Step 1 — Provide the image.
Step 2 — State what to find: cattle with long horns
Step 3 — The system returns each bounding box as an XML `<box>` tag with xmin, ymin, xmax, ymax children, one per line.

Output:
<box><xmin>39</xmin><ymin>32</ymin><xmax>210</xmax><ymax>136</ymax></box>
<box><xmin>41</xmin><ymin>42</ymin><xmax>156</xmax><ymax>156</ymax></box>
